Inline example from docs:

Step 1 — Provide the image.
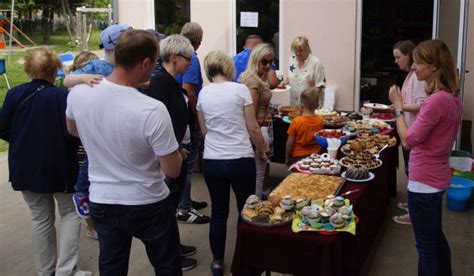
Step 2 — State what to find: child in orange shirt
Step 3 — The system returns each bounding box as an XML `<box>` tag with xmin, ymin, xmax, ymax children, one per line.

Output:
<box><xmin>285</xmin><ymin>88</ymin><xmax>324</xmax><ymax>165</ymax></box>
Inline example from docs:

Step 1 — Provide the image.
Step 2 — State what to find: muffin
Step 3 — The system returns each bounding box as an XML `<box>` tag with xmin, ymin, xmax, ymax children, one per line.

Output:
<box><xmin>280</xmin><ymin>195</ymin><xmax>295</xmax><ymax>211</ymax></box>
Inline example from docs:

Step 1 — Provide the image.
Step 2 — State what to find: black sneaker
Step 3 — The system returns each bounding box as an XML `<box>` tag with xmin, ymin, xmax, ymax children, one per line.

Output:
<box><xmin>191</xmin><ymin>199</ymin><xmax>208</xmax><ymax>210</ymax></box>
<box><xmin>181</xmin><ymin>257</ymin><xmax>197</xmax><ymax>271</ymax></box>
<box><xmin>180</xmin><ymin>244</ymin><xmax>196</xmax><ymax>257</ymax></box>
<box><xmin>210</xmin><ymin>260</ymin><xmax>224</xmax><ymax>276</ymax></box>
<box><xmin>177</xmin><ymin>208</ymin><xmax>211</xmax><ymax>224</ymax></box>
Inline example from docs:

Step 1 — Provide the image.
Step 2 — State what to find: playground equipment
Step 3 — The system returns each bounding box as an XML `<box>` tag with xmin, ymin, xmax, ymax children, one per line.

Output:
<box><xmin>0</xmin><ymin>58</ymin><xmax>11</xmax><ymax>89</ymax></box>
<box><xmin>76</xmin><ymin>6</ymin><xmax>113</xmax><ymax>51</ymax></box>
<box><xmin>0</xmin><ymin>15</ymin><xmax>36</xmax><ymax>49</ymax></box>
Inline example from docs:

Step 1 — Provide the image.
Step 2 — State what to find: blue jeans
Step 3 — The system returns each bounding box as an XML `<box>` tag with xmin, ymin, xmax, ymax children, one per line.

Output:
<box><xmin>165</xmin><ymin>146</ymin><xmax>190</xmax><ymax>211</ymax></box>
<box><xmin>408</xmin><ymin>190</ymin><xmax>452</xmax><ymax>276</ymax></box>
<box><xmin>74</xmin><ymin>156</ymin><xmax>90</xmax><ymax>196</ymax></box>
<box><xmin>179</xmin><ymin>129</ymin><xmax>201</xmax><ymax>211</ymax></box>
<box><xmin>89</xmin><ymin>197</ymin><xmax>182</xmax><ymax>276</ymax></box>
<box><xmin>203</xmin><ymin>158</ymin><xmax>256</xmax><ymax>261</ymax></box>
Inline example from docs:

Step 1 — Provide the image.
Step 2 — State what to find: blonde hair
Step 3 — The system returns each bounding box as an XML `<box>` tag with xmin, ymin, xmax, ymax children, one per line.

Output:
<box><xmin>180</xmin><ymin>22</ymin><xmax>203</xmax><ymax>47</ymax></box>
<box><xmin>24</xmin><ymin>47</ymin><xmax>61</xmax><ymax>80</ymax></box>
<box><xmin>160</xmin><ymin>34</ymin><xmax>194</xmax><ymax>63</ymax></box>
<box><xmin>239</xmin><ymin>43</ymin><xmax>274</xmax><ymax>91</ymax></box>
<box><xmin>68</xmin><ymin>51</ymin><xmax>99</xmax><ymax>72</ymax></box>
<box><xmin>291</xmin><ymin>36</ymin><xmax>312</xmax><ymax>54</ymax></box>
<box><xmin>413</xmin><ymin>39</ymin><xmax>459</xmax><ymax>96</ymax></box>
<box><xmin>203</xmin><ymin>51</ymin><xmax>235</xmax><ymax>82</ymax></box>
<box><xmin>300</xmin><ymin>87</ymin><xmax>320</xmax><ymax>111</ymax></box>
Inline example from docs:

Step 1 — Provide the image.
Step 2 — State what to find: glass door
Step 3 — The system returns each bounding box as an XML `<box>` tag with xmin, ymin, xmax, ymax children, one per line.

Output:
<box><xmin>234</xmin><ymin>0</ymin><xmax>280</xmax><ymax>68</ymax></box>
<box><xmin>433</xmin><ymin>0</ymin><xmax>470</xmax><ymax>148</ymax></box>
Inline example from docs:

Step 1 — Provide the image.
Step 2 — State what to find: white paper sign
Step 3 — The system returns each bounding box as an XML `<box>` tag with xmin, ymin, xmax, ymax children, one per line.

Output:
<box><xmin>240</xmin><ymin>12</ymin><xmax>258</xmax><ymax>28</ymax></box>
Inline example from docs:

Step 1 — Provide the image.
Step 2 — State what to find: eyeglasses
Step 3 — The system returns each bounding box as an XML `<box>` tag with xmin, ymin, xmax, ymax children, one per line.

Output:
<box><xmin>260</xmin><ymin>58</ymin><xmax>273</xmax><ymax>66</ymax></box>
<box><xmin>177</xmin><ymin>53</ymin><xmax>192</xmax><ymax>62</ymax></box>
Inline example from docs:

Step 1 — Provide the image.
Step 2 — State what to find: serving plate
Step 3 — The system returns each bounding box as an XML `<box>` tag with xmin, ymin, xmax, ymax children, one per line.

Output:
<box><xmin>341</xmin><ymin>171</ymin><xmax>375</xmax><ymax>182</ymax></box>
<box><xmin>363</xmin><ymin>103</ymin><xmax>391</xmax><ymax>110</ymax></box>
<box><xmin>339</xmin><ymin>157</ymin><xmax>382</xmax><ymax>170</ymax></box>
<box><xmin>241</xmin><ymin>210</ymin><xmax>294</xmax><ymax>227</ymax></box>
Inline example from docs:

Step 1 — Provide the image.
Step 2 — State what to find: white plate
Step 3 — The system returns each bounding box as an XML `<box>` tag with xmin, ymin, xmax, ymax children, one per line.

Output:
<box><xmin>341</xmin><ymin>171</ymin><xmax>375</xmax><ymax>182</ymax></box>
<box><xmin>363</xmin><ymin>103</ymin><xmax>391</xmax><ymax>110</ymax></box>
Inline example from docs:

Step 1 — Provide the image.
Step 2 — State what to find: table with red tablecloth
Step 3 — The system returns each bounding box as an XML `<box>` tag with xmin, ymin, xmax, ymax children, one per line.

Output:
<box><xmin>231</xmin><ymin>117</ymin><xmax>398</xmax><ymax>275</ymax></box>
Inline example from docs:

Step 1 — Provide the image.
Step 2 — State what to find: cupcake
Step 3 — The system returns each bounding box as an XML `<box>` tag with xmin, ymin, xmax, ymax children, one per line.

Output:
<box><xmin>244</xmin><ymin>195</ymin><xmax>260</xmax><ymax>209</ymax></box>
<box><xmin>319</xmin><ymin>207</ymin><xmax>335</xmax><ymax>222</ymax></box>
<box><xmin>330</xmin><ymin>213</ymin><xmax>346</xmax><ymax>229</ymax></box>
<box><xmin>332</xmin><ymin>196</ymin><xmax>345</xmax><ymax>209</ymax></box>
<box><xmin>280</xmin><ymin>195</ymin><xmax>295</xmax><ymax>211</ymax></box>
<box><xmin>338</xmin><ymin>205</ymin><xmax>354</xmax><ymax>220</ymax></box>
<box><xmin>301</xmin><ymin>206</ymin><xmax>313</xmax><ymax>217</ymax></box>
<box><xmin>311</xmin><ymin>198</ymin><xmax>324</xmax><ymax>207</ymax></box>
<box><xmin>295</xmin><ymin>198</ymin><xmax>309</xmax><ymax>210</ymax></box>
<box><xmin>305</xmin><ymin>208</ymin><xmax>321</xmax><ymax>225</ymax></box>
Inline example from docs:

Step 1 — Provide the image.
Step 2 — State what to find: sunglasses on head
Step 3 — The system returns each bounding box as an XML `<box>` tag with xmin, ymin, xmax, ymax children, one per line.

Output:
<box><xmin>260</xmin><ymin>58</ymin><xmax>273</xmax><ymax>66</ymax></box>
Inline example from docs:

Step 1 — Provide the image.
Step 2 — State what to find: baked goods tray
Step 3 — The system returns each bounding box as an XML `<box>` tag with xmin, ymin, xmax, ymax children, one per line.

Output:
<box><xmin>241</xmin><ymin>211</ymin><xmax>294</xmax><ymax>227</ymax></box>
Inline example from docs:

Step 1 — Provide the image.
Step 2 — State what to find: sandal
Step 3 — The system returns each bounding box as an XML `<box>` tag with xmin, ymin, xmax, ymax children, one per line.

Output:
<box><xmin>396</xmin><ymin>202</ymin><xmax>409</xmax><ymax>212</ymax></box>
<box><xmin>392</xmin><ymin>214</ymin><xmax>411</xmax><ymax>225</ymax></box>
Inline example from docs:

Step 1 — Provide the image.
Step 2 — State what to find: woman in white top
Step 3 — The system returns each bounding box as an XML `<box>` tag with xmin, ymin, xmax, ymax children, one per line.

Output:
<box><xmin>389</xmin><ymin>40</ymin><xmax>427</xmax><ymax>225</ymax></box>
<box><xmin>197</xmin><ymin>51</ymin><xmax>267</xmax><ymax>276</ymax></box>
<box><xmin>281</xmin><ymin>36</ymin><xmax>326</xmax><ymax>106</ymax></box>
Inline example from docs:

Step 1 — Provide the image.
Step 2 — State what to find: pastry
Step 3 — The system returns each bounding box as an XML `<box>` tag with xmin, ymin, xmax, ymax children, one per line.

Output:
<box><xmin>255</xmin><ymin>201</ymin><xmax>274</xmax><ymax>218</ymax></box>
<box><xmin>245</xmin><ymin>195</ymin><xmax>261</xmax><ymax>209</ymax></box>
<box><xmin>269</xmin><ymin>213</ymin><xmax>282</xmax><ymax>224</ymax></box>
<box><xmin>270</xmin><ymin>173</ymin><xmax>344</xmax><ymax>200</ymax></box>
<box><xmin>242</xmin><ymin>208</ymin><xmax>259</xmax><ymax>221</ymax></box>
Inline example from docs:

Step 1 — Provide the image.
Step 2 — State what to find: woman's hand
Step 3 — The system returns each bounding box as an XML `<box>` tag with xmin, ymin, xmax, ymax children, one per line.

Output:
<box><xmin>277</xmin><ymin>77</ymin><xmax>289</xmax><ymax>88</ymax></box>
<box><xmin>82</xmin><ymin>75</ymin><xmax>103</xmax><ymax>87</ymax></box>
<box><xmin>389</xmin><ymin>85</ymin><xmax>403</xmax><ymax>109</ymax></box>
<box><xmin>179</xmin><ymin>147</ymin><xmax>189</xmax><ymax>160</ymax></box>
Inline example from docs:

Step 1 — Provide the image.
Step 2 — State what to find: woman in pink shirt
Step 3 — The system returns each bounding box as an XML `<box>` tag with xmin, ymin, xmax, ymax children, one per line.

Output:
<box><xmin>390</xmin><ymin>39</ymin><xmax>463</xmax><ymax>276</ymax></box>
<box><xmin>389</xmin><ymin>40</ymin><xmax>427</xmax><ymax>225</ymax></box>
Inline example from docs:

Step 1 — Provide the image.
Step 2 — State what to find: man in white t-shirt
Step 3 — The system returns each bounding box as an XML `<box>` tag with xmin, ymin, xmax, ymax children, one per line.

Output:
<box><xmin>66</xmin><ymin>29</ymin><xmax>183</xmax><ymax>275</ymax></box>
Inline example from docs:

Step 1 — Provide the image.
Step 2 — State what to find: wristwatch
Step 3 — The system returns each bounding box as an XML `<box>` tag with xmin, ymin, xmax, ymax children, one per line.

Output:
<box><xmin>395</xmin><ymin>108</ymin><xmax>403</xmax><ymax>118</ymax></box>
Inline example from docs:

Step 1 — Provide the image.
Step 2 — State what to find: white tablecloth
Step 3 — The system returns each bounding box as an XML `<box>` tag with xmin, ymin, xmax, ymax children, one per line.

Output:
<box><xmin>270</xmin><ymin>87</ymin><xmax>290</xmax><ymax>106</ymax></box>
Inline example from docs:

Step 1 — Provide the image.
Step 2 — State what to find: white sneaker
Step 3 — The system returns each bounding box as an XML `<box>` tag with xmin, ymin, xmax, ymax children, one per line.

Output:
<box><xmin>73</xmin><ymin>269</ymin><xmax>93</xmax><ymax>276</ymax></box>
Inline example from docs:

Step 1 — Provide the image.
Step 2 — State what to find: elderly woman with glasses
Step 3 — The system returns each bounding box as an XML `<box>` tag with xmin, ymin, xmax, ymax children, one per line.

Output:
<box><xmin>240</xmin><ymin>43</ymin><xmax>273</xmax><ymax>198</ymax></box>
<box><xmin>146</xmin><ymin>34</ymin><xmax>199</xmax><ymax>271</ymax></box>
<box><xmin>280</xmin><ymin>36</ymin><xmax>326</xmax><ymax>107</ymax></box>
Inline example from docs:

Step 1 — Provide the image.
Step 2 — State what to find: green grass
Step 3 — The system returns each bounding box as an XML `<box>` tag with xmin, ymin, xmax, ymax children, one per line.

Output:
<box><xmin>0</xmin><ymin>29</ymin><xmax>102</xmax><ymax>152</ymax></box>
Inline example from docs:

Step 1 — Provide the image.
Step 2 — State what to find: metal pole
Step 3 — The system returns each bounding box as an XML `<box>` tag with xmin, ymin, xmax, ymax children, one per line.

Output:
<box><xmin>7</xmin><ymin>0</ymin><xmax>15</xmax><ymax>64</ymax></box>
<box><xmin>455</xmin><ymin>0</ymin><xmax>470</xmax><ymax>150</ymax></box>
<box><xmin>112</xmin><ymin>0</ymin><xmax>119</xmax><ymax>23</ymax></box>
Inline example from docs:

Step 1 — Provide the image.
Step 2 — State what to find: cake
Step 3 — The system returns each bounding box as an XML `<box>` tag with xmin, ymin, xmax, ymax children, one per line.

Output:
<box><xmin>345</xmin><ymin>165</ymin><xmax>370</xmax><ymax>180</ymax></box>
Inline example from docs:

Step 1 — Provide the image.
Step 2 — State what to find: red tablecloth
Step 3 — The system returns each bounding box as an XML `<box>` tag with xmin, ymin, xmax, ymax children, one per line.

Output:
<box><xmin>231</xmin><ymin>118</ymin><xmax>398</xmax><ymax>275</ymax></box>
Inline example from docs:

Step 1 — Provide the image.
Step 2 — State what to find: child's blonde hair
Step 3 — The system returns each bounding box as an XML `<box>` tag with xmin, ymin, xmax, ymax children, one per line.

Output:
<box><xmin>68</xmin><ymin>51</ymin><xmax>99</xmax><ymax>73</ymax></box>
<box><xmin>300</xmin><ymin>87</ymin><xmax>320</xmax><ymax>111</ymax></box>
